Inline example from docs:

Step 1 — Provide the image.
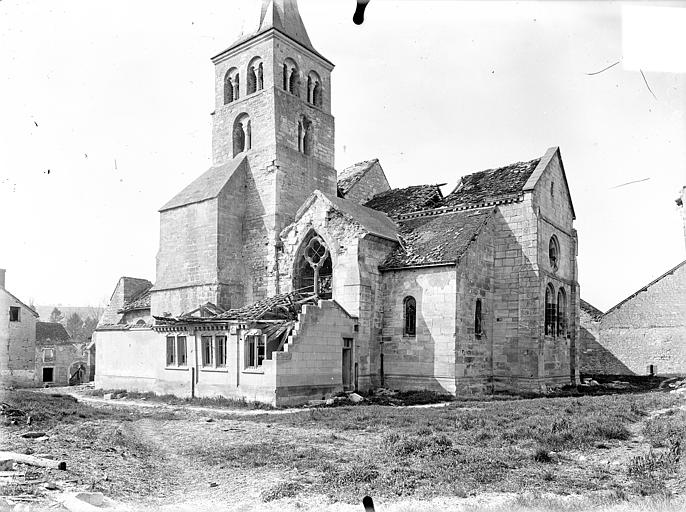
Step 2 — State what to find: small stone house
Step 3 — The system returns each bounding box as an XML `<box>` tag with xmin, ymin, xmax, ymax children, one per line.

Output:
<box><xmin>35</xmin><ymin>321</ymin><xmax>90</xmax><ymax>386</ymax></box>
<box><xmin>95</xmin><ymin>0</ymin><xmax>581</xmax><ymax>405</ymax></box>
<box><xmin>0</xmin><ymin>269</ymin><xmax>39</xmax><ymax>387</ymax></box>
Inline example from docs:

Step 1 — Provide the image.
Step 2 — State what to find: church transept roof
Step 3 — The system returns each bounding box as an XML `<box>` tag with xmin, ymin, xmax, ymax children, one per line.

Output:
<box><xmin>380</xmin><ymin>208</ymin><xmax>494</xmax><ymax>270</ymax></box>
<box><xmin>363</xmin><ymin>184</ymin><xmax>444</xmax><ymax>217</ymax></box>
<box><xmin>443</xmin><ymin>158</ymin><xmax>541</xmax><ymax>208</ymax></box>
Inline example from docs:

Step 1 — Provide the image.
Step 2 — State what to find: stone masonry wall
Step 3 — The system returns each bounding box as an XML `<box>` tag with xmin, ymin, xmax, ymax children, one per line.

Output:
<box><xmin>344</xmin><ymin>161</ymin><xmax>391</xmax><ymax>205</ymax></box>
<box><xmin>454</xmin><ymin>213</ymin><xmax>496</xmax><ymax>394</ymax></box>
<box><xmin>598</xmin><ymin>262</ymin><xmax>686</xmax><ymax>375</ymax></box>
<box><xmin>271</xmin><ymin>300</ymin><xmax>357</xmax><ymax>406</ymax></box>
<box><xmin>578</xmin><ymin>308</ymin><xmax>634</xmax><ymax>375</ymax></box>
<box><xmin>380</xmin><ymin>266</ymin><xmax>457</xmax><ymax>394</ymax></box>
<box><xmin>278</xmin><ymin>196</ymin><xmax>396</xmax><ymax>390</ymax></box>
<box><xmin>532</xmin><ymin>152</ymin><xmax>578</xmax><ymax>386</ymax></box>
<box><xmin>0</xmin><ymin>289</ymin><xmax>37</xmax><ymax>386</ymax></box>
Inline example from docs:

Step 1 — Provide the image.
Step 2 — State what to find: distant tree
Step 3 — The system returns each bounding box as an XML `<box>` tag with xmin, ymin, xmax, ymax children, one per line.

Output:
<box><xmin>49</xmin><ymin>307</ymin><xmax>64</xmax><ymax>324</ymax></box>
<box><xmin>65</xmin><ymin>312</ymin><xmax>84</xmax><ymax>340</ymax></box>
<box><xmin>82</xmin><ymin>316</ymin><xmax>99</xmax><ymax>341</ymax></box>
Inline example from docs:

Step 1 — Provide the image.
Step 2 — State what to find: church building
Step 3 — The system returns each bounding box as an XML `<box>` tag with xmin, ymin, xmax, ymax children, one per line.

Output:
<box><xmin>95</xmin><ymin>0</ymin><xmax>580</xmax><ymax>405</ymax></box>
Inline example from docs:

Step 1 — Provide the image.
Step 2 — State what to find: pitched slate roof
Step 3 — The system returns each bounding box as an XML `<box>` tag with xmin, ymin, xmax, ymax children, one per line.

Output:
<box><xmin>36</xmin><ymin>321</ymin><xmax>70</xmax><ymax>343</ymax></box>
<box><xmin>443</xmin><ymin>158</ymin><xmax>541</xmax><ymax>208</ymax></box>
<box><xmin>580</xmin><ymin>299</ymin><xmax>604</xmax><ymax>320</ymax></box>
<box><xmin>159</xmin><ymin>156</ymin><xmax>246</xmax><ymax>212</ymax></box>
<box><xmin>380</xmin><ymin>208</ymin><xmax>494</xmax><ymax>269</ymax></box>
<box><xmin>213</xmin><ymin>0</ymin><xmax>330</xmax><ymax>64</ymax></box>
<box><xmin>364</xmin><ymin>185</ymin><xmax>444</xmax><ymax>217</ymax></box>
<box><xmin>337</xmin><ymin>159</ymin><xmax>379</xmax><ymax>197</ymax></box>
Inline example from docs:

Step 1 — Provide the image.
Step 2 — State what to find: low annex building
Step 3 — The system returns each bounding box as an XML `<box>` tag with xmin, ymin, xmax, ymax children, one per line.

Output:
<box><xmin>95</xmin><ymin>0</ymin><xmax>581</xmax><ymax>405</ymax></box>
<box><xmin>35</xmin><ymin>321</ymin><xmax>90</xmax><ymax>386</ymax></box>
<box><xmin>580</xmin><ymin>261</ymin><xmax>686</xmax><ymax>376</ymax></box>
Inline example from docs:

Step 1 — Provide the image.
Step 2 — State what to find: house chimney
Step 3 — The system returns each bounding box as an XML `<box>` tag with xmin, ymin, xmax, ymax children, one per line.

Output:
<box><xmin>0</xmin><ymin>269</ymin><xmax>5</xmax><ymax>289</ymax></box>
<box><xmin>677</xmin><ymin>186</ymin><xmax>686</xmax><ymax>251</ymax></box>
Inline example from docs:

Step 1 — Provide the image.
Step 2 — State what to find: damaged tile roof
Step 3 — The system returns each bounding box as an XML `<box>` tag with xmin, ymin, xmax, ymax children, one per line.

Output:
<box><xmin>159</xmin><ymin>156</ymin><xmax>247</xmax><ymax>212</ymax></box>
<box><xmin>380</xmin><ymin>208</ymin><xmax>494</xmax><ymax>269</ymax></box>
<box><xmin>119</xmin><ymin>285</ymin><xmax>153</xmax><ymax>313</ymax></box>
<box><xmin>155</xmin><ymin>291</ymin><xmax>318</xmax><ymax>324</ymax></box>
<box><xmin>364</xmin><ymin>185</ymin><xmax>444</xmax><ymax>217</ymax></box>
<box><xmin>337</xmin><ymin>159</ymin><xmax>379</xmax><ymax>197</ymax></box>
<box><xmin>36</xmin><ymin>321</ymin><xmax>71</xmax><ymax>343</ymax></box>
<box><xmin>320</xmin><ymin>191</ymin><xmax>398</xmax><ymax>241</ymax></box>
<box><xmin>443</xmin><ymin>158</ymin><xmax>541</xmax><ymax>208</ymax></box>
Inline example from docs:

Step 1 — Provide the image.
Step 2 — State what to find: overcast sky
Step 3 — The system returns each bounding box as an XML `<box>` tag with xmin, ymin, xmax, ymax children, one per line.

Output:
<box><xmin>1</xmin><ymin>0</ymin><xmax>684</xmax><ymax>312</ymax></box>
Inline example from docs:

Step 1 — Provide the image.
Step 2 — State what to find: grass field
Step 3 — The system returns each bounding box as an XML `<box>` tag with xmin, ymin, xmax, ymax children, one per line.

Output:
<box><xmin>1</xmin><ymin>388</ymin><xmax>684</xmax><ymax>511</ymax></box>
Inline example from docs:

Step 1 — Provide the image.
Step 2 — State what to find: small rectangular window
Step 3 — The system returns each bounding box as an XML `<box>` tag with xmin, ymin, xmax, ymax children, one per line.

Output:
<box><xmin>9</xmin><ymin>306</ymin><xmax>20</xmax><ymax>322</ymax></box>
<box><xmin>245</xmin><ymin>334</ymin><xmax>265</xmax><ymax>368</ymax></box>
<box><xmin>177</xmin><ymin>336</ymin><xmax>187</xmax><ymax>366</ymax></box>
<box><xmin>42</xmin><ymin>348</ymin><xmax>55</xmax><ymax>362</ymax></box>
<box><xmin>201</xmin><ymin>335</ymin><xmax>213</xmax><ymax>367</ymax></box>
<box><xmin>166</xmin><ymin>336</ymin><xmax>176</xmax><ymax>366</ymax></box>
<box><xmin>475</xmin><ymin>299</ymin><xmax>483</xmax><ymax>337</ymax></box>
<box><xmin>215</xmin><ymin>336</ymin><xmax>227</xmax><ymax>367</ymax></box>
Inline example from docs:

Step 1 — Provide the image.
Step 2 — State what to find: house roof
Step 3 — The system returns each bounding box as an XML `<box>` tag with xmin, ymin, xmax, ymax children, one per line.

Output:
<box><xmin>380</xmin><ymin>208</ymin><xmax>494</xmax><ymax>270</ymax></box>
<box><xmin>119</xmin><ymin>285</ymin><xmax>152</xmax><ymax>313</ymax></box>
<box><xmin>443</xmin><ymin>158</ymin><xmax>541</xmax><ymax>208</ymax></box>
<box><xmin>364</xmin><ymin>185</ymin><xmax>444</xmax><ymax>217</ymax></box>
<box><xmin>0</xmin><ymin>287</ymin><xmax>39</xmax><ymax>318</ymax></box>
<box><xmin>36</xmin><ymin>321</ymin><xmax>70</xmax><ymax>343</ymax></box>
<box><xmin>580</xmin><ymin>299</ymin><xmax>604</xmax><ymax>320</ymax></box>
<box><xmin>605</xmin><ymin>260</ymin><xmax>686</xmax><ymax>315</ymax></box>
<box><xmin>337</xmin><ymin>159</ymin><xmax>379</xmax><ymax>197</ymax></box>
<box><xmin>159</xmin><ymin>156</ymin><xmax>246</xmax><ymax>212</ymax></box>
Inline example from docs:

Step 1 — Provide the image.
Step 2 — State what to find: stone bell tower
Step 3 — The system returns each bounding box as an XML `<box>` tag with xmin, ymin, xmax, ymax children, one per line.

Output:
<box><xmin>210</xmin><ymin>0</ymin><xmax>337</xmax><ymax>303</ymax></box>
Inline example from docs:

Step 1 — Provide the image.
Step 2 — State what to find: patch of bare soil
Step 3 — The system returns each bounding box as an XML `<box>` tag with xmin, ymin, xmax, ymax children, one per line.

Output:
<box><xmin>2</xmin><ymin>387</ymin><xmax>684</xmax><ymax>512</ymax></box>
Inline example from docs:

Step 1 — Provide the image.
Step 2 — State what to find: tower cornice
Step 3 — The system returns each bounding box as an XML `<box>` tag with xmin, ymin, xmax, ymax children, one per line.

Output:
<box><xmin>211</xmin><ymin>28</ymin><xmax>334</xmax><ymax>69</ymax></box>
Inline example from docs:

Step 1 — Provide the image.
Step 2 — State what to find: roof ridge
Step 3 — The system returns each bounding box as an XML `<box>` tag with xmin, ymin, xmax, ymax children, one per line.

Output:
<box><xmin>605</xmin><ymin>259</ymin><xmax>686</xmax><ymax>315</ymax></box>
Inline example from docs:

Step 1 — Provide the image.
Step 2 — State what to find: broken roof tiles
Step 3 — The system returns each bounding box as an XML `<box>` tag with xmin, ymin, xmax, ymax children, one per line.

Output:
<box><xmin>380</xmin><ymin>208</ymin><xmax>493</xmax><ymax>269</ymax></box>
<box><xmin>155</xmin><ymin>291</ymin><xmax>318</xmax><ymax>325</ymax></box>
<box><xmin>443</xmin><ymin>158</ymin><xmax>540</xmax><ymax>208</ymax></box>
<box><xmin>337</xmin><ymin>159</ymin><xmax>379</xmax><ymax>197</ymax></box>
<box><xmin>119</xmin><ymin>286</ymin><xmax>152</xmax><ymax>313</ymax></box>
<box><xmin>364</xmin><ymin>185</ymin><xmax>443</xmax><ymax>218</ymax></box>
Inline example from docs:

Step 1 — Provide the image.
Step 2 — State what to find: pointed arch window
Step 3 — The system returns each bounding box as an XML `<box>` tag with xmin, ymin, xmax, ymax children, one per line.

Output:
<box><xmin>556</xmin><ymin>288</ymin><xmax>567</xmax><ymax>338</ymax></box>
<box><xmin>544</xmin><ymin>283</ymin><xmax>556</xmax><ymax>337</ymax></box>
<box><xmin>403</xmin><ymin>296</ymin><xmax>416</xmax><ymax>336</ymax></box>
